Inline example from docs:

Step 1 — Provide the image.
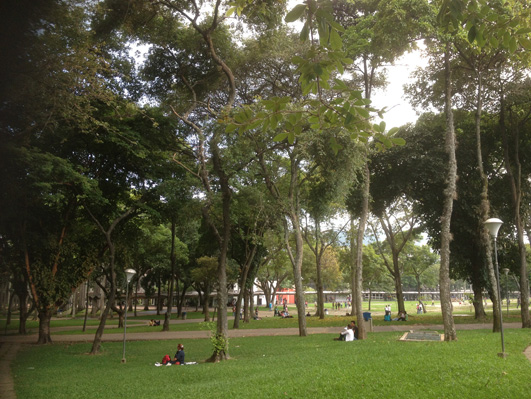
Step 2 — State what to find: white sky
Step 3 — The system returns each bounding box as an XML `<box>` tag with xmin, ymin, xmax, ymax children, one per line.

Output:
<box><xmin>371</xmin><ymin>48</ymin><xmax>428</xmax><ymax>129</ymax></box>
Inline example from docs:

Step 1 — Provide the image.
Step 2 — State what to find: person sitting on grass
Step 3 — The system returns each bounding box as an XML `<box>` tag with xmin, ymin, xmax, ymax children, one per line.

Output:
<box><xmin>172</xmin><ymin>343</ymin><xmax>185</xmax><ymax>365</ymax></box>
<box><xmin>395</xmin><ymin>311</ymin><xmax>407</xmax><ymax>321</ymax></box>
<box><xmin>351</xmin><ymin>320</ymin><xmax>359</xmax><ymax>339</ymax></box>
<box><xmin>334</xmin><ymin>325</ymin><xmax>355</xmax><ymax>341</ymax></box>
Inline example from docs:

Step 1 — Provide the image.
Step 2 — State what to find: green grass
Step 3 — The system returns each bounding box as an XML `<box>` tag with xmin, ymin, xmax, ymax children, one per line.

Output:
<box><xmin>2</xmin><ymin>302</ymin><xmax>526</xmax><ymax>336</ymax></box>
<box><xmin>12</xmin><ymin>329</ymin><xmax>531</xmax><ymax>399</ymax></box>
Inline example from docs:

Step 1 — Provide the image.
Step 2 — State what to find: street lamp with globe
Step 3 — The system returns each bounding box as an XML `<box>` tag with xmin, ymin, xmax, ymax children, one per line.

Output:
<box><xmin>484</xmin><ymin>218</ymin><xmax>506</xmax><ymax>358</ymax></box>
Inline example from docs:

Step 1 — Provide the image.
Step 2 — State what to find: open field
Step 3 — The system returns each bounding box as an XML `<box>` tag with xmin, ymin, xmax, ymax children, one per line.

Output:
<box><xmin>1</xmin><ymin>300</ymin><xmax>527</xmax><ymax>336</ymax></box>
<box><xmin>11</xmin><ymin>329</ymin><xmax>531</xmax><ymax>399</ymax></box>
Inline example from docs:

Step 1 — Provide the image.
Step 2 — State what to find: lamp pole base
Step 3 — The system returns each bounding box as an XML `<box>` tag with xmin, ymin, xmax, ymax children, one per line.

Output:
<box><xmin>497</xmin><ymin>352</ymin><xmax>508</xmax><ymax>358</ymax></box>
<box><xmin>121</xmin><ymin>358</ymin><xmax>127</xmax><ymax>363</ymax></box>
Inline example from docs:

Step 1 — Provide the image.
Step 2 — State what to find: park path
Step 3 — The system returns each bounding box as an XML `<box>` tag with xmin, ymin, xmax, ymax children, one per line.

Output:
<box><xmin>0</xmin><ymin>342</ymin><xmax>19</xmax><ymax>399</ymax></box>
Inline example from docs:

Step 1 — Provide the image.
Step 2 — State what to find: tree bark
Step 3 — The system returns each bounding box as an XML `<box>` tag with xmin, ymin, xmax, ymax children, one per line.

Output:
<box><xmin>471</xmin><ymin>283</ymin><xmax>486</xmax><ymax>320</ymax></box>
<box><xmin>37</xmin><ymin>308</ymin><xmax>53</xmax><ymax>344</ymax></box>
<box><xmin>163</xmin><ymin>220</ymin><xmax>177</xmax><ymax>332</ymax></box>
<box><xmin>473</xmin><ymin>70</ymin><xmax>502</xmax><ymax>333</ymax></box>
<box><xmin>499</xmin><ymin>85</ymin><xmax>531</xmax><ymax>328</ymax></box>
<box><xmin>440</xmin><ymin>44</ymin><xmax>457</xmax><ymax>341</ymax></box>
<box><xmin>350</xmin><ymin>217</ymin><xmax>358</xmax><ymax>315</ymax></box>
<box><xmin>355</xmin><ymin>160</ymin><xmax>370</xmax><ymax>340</ymax></box>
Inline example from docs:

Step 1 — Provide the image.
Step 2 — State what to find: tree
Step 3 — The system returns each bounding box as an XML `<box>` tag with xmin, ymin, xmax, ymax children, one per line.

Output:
<box><xmin>369</xmin><ymin>198</ymin><xmax>421</xmax><ymax>313</ymax></box>
<box><xmin>334</xmin><ymin>0</ymin><xmax>431</xmax><ymax>339</ymax></box>
<box><xmin>497</xmin><ymin>76</ymin><xmax>531</xmax><ymax>329</ymax></box>
<box><xmin>231</xmin><ymin>0</ymin><xmax>402</xmax><ymax>339</ymax></box>
<box><xmin>255</xmin><ymin>232</ymin><xmax>292</xmax><ymax>309</ymax></box>
<box><xmin>0</xmin><ymin>0</ymin><xmax>125</xmax><ymax>344</ymax></box>
<box><xmin>402</xmin><ymin>241</ymin><xmax>440</xmax><ymax>313</ymax></box>
<box><xmin>302</xmin><ymin>129</ymin><xmax>362</xmax><ymax>319</ymax></box>
<box><xmin>191</xmin><ymin>257</ymin><xmax>218</xmax><ymax>321</ymax></box>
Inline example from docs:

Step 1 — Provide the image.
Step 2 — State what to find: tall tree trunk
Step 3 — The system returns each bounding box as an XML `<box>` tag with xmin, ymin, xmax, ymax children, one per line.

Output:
<box><xmin>392</xmin><ymin>265</ymin><xmax>406</xmax><ymax>314</ymax></box>
<box><xmin>37</xmin><ymin>308</ymin><xmax>53</xmax><ymax>344</ymax></box>
<box><xmin>499</xmin><ymin>87</ymin><xmax>531</xmax><ymax>328</ymax></box>
<box><xmin>350</xmin><ymin>217</ymin><xmax>358</xmax><ymax>315</ymax></box>
<box><xmin>474</xmin><ymin>70</ymin><xmax>501</xmax><ymax>333</ymax></box>
<box><xmin>416</xmin><ymin>276</ymin><xmax>426</xmax><ymax>313</ymax></box>
<box><xmin>163</xmin><ymin>220</ymin><xmax>177</xmax><ymax>332</ymax></box>
<box><xmin>83</xmin><ymin>280</ymin><xmax>89</xmax><ymax>332</ymax></box>
<box><xmin>355</xmin><ymin>160</ymin><xmax>370</xmax><ymax>340</ymax></box>
<box><xmin>156</xmin><ymin>277</ymin><xmax>162</xmax><ymax>315</ymax></box>
<box><xmin>440</xmin><ymin>44</ymin><xmax>457</xmax><ymax>341</ymax></box>
<box><xmin>205</xmin><ymin>138</ymin><xmax>231</xmax><ymax>362</ymax></box>
<box><xmin>233</xmin><ymin>256</ymin><xmax>254</xmax><ymax>328</ymax></box>
<box><xmin>471</xmin><ymin>283</ymin><xmax>486</xmax><ymax>320</ymax></box>
<box><xmin>18</xmin><ymin>295</ymin><xmax>29</xmax><ymax>335</ymax></box>
<box><xmin>287</xmin><ymin>213</ymin><xmax>307</xmax><ymax>336</ymax></box>
<box><xmin>90</xmin><ymin>291</ymin><xmax>114</xmax><ymax>354</ymax></box>
<box><xmin>71</xmin><ymin>289</ymin><xmax>77</xmax><ymax>318</ymax></box>
<box><xmin>202</xmin><ymin>287</ymin><xmax>210</xmax><ymax>322</ymax></box>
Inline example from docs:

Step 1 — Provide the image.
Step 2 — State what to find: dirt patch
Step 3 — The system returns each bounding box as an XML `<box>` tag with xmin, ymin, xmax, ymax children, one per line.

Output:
<box><xmin>524</xmin><ymin>346</ymin><xmax>531</xmax><ymax>363</ymax></box>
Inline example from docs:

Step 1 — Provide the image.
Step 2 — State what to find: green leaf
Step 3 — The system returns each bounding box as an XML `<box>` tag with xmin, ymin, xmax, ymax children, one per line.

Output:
<box><xmin>226</xmin><ymin>7</ymin><xmax>236</xmax><ymax>17</ymax></box>
<box><xmin>468</xmin><ymin>25</ymin><xmax>477</xmax><ymax>43</ymax></box>
<box><xmin>300</xmin><ymin>22</ymin><xmax>309</xmax><ymax>41</ymax></box>
<box><xmin>329</xmin><ymin>137</ymin><xmax>342</xmax><ymax>155</ymax></box>
<box><xmin>489</xmin><ymin>36</ymin><xmax>499</xmax><ymax>48</ymax></box>
<box><xmin>333</xmin><ymin>79</ymin><xmax>348</xmax><ymax>91</ymax></box>
<box><xmin>388</xmin><ymin>127</ymin><xmax>399</xmax><ymax>136</ymax></box>
<box><xmin>273</xmin><ymin>132</ymin><xmax>288</xmax><ymax>142</ymax></box>
<box><xmin>516</xmin><ymin>27</ymin><xmax>531</xmax><ymax>34</ymax></box>
<box><xmin>391</xmin><ymin>137</ymin><xmax>406</xmax><ymax>146</ymax></box>
<box><xmin>344</xmin><ymin>112</ymin><xmax>354</xmax><ymax>127</ymax></box>
<box><xmin>225</xmin><ymin>124</ymin><xmax>239</xmax><ymax>133</ymax></box>
<box><xmin>287</xmin><ymin>131</ymin><xmax>295</xmax><ymax>144</ymax></box>
<box><xmin>509</xmin><ymin>36</ymin><xmax>518</xmax><ymax>53</ymax></box>
<box><xmin>285</xmin><ymin>4</ymin><xmax>306</xmax><ymax>23</ymax></box>
<box><xmin>330</xmin><ymin>29</ymin><xmax>342</xmax><ymax>51</ymax></box>
<box><xmin>247</xmin><ymin>120</ymin><xmax>262</xmax><ymax>131</ymax></box>
<box><xmin>356</xmin><ymin>107</ymin><xmax>370</xmax><ymax>119</ymax></box>
<box><xmin>519</xmin><ymin>37</ymin><xmax>531</xmax><ymax>50</ymax></box>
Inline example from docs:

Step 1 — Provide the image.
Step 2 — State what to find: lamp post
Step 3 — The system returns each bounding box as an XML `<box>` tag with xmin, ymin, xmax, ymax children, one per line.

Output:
<box><xmin>122</xmin><ymin>268</ymin><xmax>136</xmax><ymax>363</ymax></box>
<box><xmin>502</xmin><ymin>268</ymin><xmax>510</xmax><ymax>317</ymax></box>
<box><xmin>484</xmin><ymin>218</ymin><xmax>506</xmax><ymax>358</ymax></box>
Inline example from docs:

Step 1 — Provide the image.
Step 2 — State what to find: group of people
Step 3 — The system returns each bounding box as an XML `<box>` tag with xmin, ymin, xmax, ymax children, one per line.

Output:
<box><xmin>332</xmin><ymin>301</ymin><xmax>349</xmax><ymax>310</ymax></box>
<box><xmin>384</xmin><ymin>304</ymin><xmax>408</xmax><ymax>322</ymax></box>
<box><xmin>334</xmin><ymin>320</ymin><xmax>359</xmax><ymax>341</ymax></box>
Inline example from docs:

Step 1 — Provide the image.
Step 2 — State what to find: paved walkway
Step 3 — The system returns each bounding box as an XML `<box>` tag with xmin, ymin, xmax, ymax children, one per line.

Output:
<box><xmin>0</xmin><ymin>322</ymin><xmax>526</xmax><ymax>343</ymax></box>
<box><xmin>0</xmin><ymin>342</ymin><xmax>19</xmax><ymax>399</ymax></box>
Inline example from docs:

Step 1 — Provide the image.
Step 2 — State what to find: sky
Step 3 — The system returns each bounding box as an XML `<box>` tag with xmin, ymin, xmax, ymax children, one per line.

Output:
<box><xmin>371</xmin><ymin>49</ymin><xmax>427</xmax><ymax>129</ymax></box>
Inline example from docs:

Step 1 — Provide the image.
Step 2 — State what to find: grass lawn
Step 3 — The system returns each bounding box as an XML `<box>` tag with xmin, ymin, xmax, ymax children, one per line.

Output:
<box><xmin>2</xmin><ymin>300</ymin><xmax>526</xmax><ymax>336</ymax></box>
<box><xmin>12</xmin><ymin>329</ymin><xmax>531</xmax><ymax>399</ymax></box>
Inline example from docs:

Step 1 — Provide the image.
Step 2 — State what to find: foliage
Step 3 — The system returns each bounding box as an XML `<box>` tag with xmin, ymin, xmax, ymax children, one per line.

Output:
<box><xmin>200</xmin><ymin>320</ymin><xmax>229</xmax><ymax>357</ymax></box>
<box><xmin>226</xmin><ymin>0</ymin><xmax>404</xmax><ymax>151</ymax></box>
